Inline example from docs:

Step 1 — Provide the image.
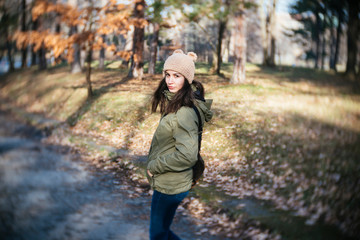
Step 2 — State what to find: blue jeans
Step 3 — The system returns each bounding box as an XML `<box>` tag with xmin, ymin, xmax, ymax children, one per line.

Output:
<box><xmin>150</xmin><ymin>190</ymin><xmax>189</xmax><ymax>240</ymax></box>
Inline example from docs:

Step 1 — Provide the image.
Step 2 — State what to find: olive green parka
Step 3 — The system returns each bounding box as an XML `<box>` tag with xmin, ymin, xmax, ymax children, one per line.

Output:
<box><xmin>146</xmin><ymin>90</ymin><xmax>213</xmax><ymax>195</ymax></box>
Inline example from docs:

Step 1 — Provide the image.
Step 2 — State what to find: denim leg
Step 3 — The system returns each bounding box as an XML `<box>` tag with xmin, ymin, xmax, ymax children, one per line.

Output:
<box><xmin>150</xmin><ymin>190</ymin><xmax>188</xmax><ymax>240</ymax></box>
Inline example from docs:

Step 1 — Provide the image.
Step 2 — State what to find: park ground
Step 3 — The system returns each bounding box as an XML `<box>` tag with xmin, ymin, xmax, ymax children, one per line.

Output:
<box><xmin>0</xmin><ymin>62</ymin><xmax>359</xmax><ymax>239</ymax></box>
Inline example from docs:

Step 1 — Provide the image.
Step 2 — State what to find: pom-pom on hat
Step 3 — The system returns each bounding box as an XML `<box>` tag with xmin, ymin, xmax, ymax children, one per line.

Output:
<box><xmin>163</xmin><ymin>49</ymin><xmax>197</xmax><ymax>84</ymax></box>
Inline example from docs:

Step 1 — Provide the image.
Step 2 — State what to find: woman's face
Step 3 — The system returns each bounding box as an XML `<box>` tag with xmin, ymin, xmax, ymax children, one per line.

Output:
<box><xmin>165</xmin><ymin>70</ymin><xmax>185</xmax><ymax>93</ymax></box>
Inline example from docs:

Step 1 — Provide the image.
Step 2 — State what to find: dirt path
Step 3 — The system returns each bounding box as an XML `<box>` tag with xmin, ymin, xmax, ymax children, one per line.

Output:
<box><xmin>0</xmin><ymin>111</ymin><xmax>218</xmax><ymax>240</ymax></box>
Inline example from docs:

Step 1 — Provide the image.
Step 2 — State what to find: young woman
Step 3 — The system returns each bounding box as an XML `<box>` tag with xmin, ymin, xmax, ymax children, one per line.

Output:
<box><xmin>146</xmin><ymin>49</ymin><xmax>213</xmax><ymax>240</ymax></box>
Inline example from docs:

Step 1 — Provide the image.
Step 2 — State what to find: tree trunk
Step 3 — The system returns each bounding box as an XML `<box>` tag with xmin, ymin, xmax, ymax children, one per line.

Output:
<box><xmin>314</xmin><ymin>12</ymin><xmax>321</xmax><ymax>69</ymax></box>
<box><xmin>345</xmin><ymin>0</ymin><xmax>359</xmax><ymax>79</ymax></box>
<box><xmin>21</xmin><ymin>0</ymin><xmax>27</xmax><ymax>68</ymax></box>
<box><xmin>148</xmin><ymin>22</ymin><xmax>159</xmax><ymax>75</ymax></box>
<box><xmin>31</xmin><ymin>49</ymin><xmax>37</xmax><ymax>66</ymax></box>
<box><xmin>333</xmin><ymin>10</ymin><xmax>343</xmax><ymax>72</ymax></box>
<box><xmin>31</xmin><ymin>19</ymin><xmax>38</xmax><ymax>66</ymax></box>
<box><xmin>269</xmin><ymin>36</ymin><xmax>276</xmax><ymax>66</ymax></box>
<box><xmin>99</xmin><ymin>34</ymin><xmax>106</xmax><ymax>69</ymax></box>
<box><xmin>68</xmin><ymin>0</ymin><xmax>81</xmax><ymax>73</ymax></box>
<box><xmin>216</xmin><ymin>19</ymin><xmax>227</xmax><ymax>75</ymax></box>
<box><xmin>54</xmin><ymin>14</ymin><xmax>61</xmax><ymax>64</ymax></box>
<box><xmin>264</xmin><ymin>12</ymin><xmax>270</xmax><ymax>65</ymax></box>
<box><xmin>210</xmin><ymin>51</ymin><xmax>218</xmax><ymax>73</ymax></box>
<box><xmin>269</xmin><ymin>0</ymin><xmax>277</xmax><ymax>67</ymax></box>
<box><xmin>31</xmin><ymin>46</ymin><xmax>37</xmax><ymax>66</ymax></box>
<box><xmin>72</xmin><ymin>42</ymin><xmax>82</xmax><ymax>73</ymax></box>
<box><xmin>70</xmin><ymin>26</ymin><xmax>82</xmax><ymax>73</ymax></box>
<box><xmin>85</xmin><ymin>42</ymin><xmax>93</xmax><ymax>98</ymax></box>
<box><xmin>84</xmin><ymin>1</ymin><xmax>94</xmax><ymax>98</ymax></box>
<box><xmin>329</xmin><ymin>17</ymin><xmax>336</xmax><ymax>70</ymax></box>
<box><xmin>2</xmin><ymin>10</ymin><xmax>15</xmax><ymax>72</ymax></box>
<box><xmin>230</xmin><ymin>10</ymin><xmax>246</xmax><ymax>84</ymax></box>
<box><xmin>321</xmin><ymin>34</ymin><xmax>326</xmax><ymax>70</ymax></box>
<box><xmin>38</xmin><ymin>43</ymin><xmax>47</xmax><ymax>70</ymax></box>
<box><xmin>128</xmin><ymin>0</ymin><xmax>145</xmax><ymax>80</ymax></box>
<box><xmin>260</xmin><ymin>0</ymin><xmax>268</xmax><ymax>65</ymax></box>
<box><xmin>223</xmin><ymin>33</ymin><xmax>231</xmax><ymax>63</ymax></box>
<box><xmin>35</xmin><ymin>16</ymin><xmax>46</xmax><ymax>70</ymax></box>
<box><xmin>5</xmin><ymin>29</ymin><xmax>15</xmax><ymax>72</ymax></box>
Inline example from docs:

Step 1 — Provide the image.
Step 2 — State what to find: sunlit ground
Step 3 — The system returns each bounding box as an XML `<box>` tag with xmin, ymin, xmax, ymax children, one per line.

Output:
<box><xmin>1</xmin><ymin>61</ymin><xmax>359</xmax><ymax>238</ymax></box>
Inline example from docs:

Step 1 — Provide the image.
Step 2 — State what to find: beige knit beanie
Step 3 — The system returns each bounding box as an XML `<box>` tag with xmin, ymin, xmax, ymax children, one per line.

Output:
<box><xmin>163</xmin><ymin>49</ymin><xmax>198</xmax><ymax>84</ymax></box>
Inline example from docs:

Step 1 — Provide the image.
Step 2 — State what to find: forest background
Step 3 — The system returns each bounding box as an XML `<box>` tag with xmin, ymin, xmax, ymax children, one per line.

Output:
<box><xmin>0</xmin><ymin>0</ymin><xmax>360</xmax><ymax>239</ymax></box>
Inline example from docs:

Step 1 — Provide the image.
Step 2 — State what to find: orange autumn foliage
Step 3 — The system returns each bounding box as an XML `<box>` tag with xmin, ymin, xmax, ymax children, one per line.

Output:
<box><xmin>32</xmin><ymin>0</ymin><xmax>84</xmax><ymax>26</ymax></box>
<box><xmin>14</xmin><ymin>30</ymin><xmax>73</xmax><ymax>59</ymax></box>
<box><xmin>14</xmin><ymin>0</ymin><xmax>137</xmax><ymax>63</ymax></box>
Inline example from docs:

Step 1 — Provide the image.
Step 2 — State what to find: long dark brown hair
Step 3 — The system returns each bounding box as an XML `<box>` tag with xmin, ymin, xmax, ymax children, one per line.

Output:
<box><xmin>151</xmin><ymin>78</ymin><xmax>204</xmax><ymax>115</ymax></box>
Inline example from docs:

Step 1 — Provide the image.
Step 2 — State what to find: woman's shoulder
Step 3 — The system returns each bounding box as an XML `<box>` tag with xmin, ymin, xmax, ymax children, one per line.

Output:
<box><xmin>175</xmin><ymin>106</ymin><xmax>197</xmax><ymax>128</ymax></box>
<box><xmin>176</xmin><ymin>106</ymin><xmax>196</xmax><ymax>117</ymax></box>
